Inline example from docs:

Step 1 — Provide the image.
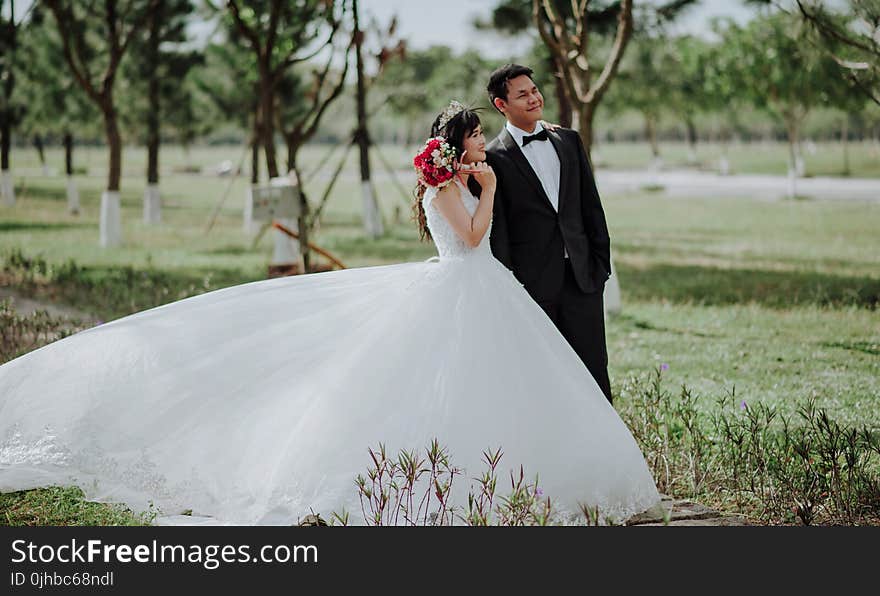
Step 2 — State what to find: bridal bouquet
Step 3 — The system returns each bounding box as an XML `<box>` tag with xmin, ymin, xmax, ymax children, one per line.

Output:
<box><xmin>413</xmin><ymin>137</ymin><xmax>458</xmax><ymax>188</ymax></box>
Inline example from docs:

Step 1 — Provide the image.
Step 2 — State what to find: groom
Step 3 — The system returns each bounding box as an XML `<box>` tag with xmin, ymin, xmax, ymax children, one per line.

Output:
<box><xmin>485</xmin><ymin>64</ymin><xmax>614</xmax><ymax>403</ymax></box>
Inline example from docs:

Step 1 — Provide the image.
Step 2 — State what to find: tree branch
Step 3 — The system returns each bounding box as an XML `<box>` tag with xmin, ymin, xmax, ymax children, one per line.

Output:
<box><xmin>534</xmin><ymin>0</ymin><xmax>582</xmax><ymax>100</ymax></box>
<box><xmin>266</xmin><ymin>0</ymin><xmax>281</xmax><ymax>62</ymax></box>
<box><xmin>119</xmin><ymin>0</ymin><xmax>158</xmax><ymax>60</ymax></box>
<box><xmin>227</xmin><ymin>0</ymin><xmax>263</xmax><ymax>56</ymax></box>
<box><xmin>585</xmin><ymin>0</ymin><xmax>632</xmax><ymax>105</ymax></box>
<box><xmin>301</xmin><ymin>39</ymin><xmax>353</xmax><ymax>143</ymax></box>
<box><xmin>45</xmin><ymin>0</ymin><xmax>101</xmax><ymax>103</ymax></box>
<box><xmin>795</xmin><ymin>0</ymin><xmax>879</xmax><ymax>58</ymax></box>
<box><xmin>271</xmin><ymin>15</ymin><xmax>342</xmax><ymax>79</ymax></box>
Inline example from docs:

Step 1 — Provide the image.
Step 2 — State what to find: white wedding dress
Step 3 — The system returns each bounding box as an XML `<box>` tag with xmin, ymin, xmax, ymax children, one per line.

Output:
<box><xmin>0</xmin><ymin>179</ymin><xmax>660</xmax><ymax>525</ymax></box>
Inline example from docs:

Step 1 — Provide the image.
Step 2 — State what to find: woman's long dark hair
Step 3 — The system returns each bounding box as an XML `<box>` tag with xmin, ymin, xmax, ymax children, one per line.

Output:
<box><xmin>413</xmin><ymin>107</ymin><xmax>483</xmax><ymax>241</ymax></box>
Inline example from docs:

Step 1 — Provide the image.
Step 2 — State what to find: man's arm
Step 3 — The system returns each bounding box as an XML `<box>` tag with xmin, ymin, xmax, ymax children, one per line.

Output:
<box><xmin>572</xmin><ymin>131</ymin><xmax>611</xmax><ymax>278</ymax></box>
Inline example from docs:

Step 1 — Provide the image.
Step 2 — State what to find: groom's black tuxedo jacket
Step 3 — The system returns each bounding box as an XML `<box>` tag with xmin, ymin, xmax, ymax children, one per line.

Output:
<box><xmin>486</xmin><ymin>127</ymin><xmax>612</xmax><ymax>302</ymax></box>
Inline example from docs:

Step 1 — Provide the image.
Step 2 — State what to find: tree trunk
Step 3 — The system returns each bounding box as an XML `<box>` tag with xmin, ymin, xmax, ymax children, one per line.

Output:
<box><xmin>243</xmin><ymin>126</ymin><xmax>261</xmax><ymax>235</ymax></box>
<box><xmin>786</xmin><ymin>117</ymin><xmax>799</xmax><ymax>199</ymax></box>
<box><xmin>550</xmin><ymin>55</ymin><xmax>572</xmax><ymax>128</ymax></box>
<box><xmin>0</xmin><ymin>117</ymin><xmax>12</xmax><ymax>206</ymax></box>
<box><xmin>0</xmin><ymin>118</ymin><xmax>9</xmax><ymax>171</ymax></box>
<box><xmin>103</xmin><ymin>101</ymin><xmax>122</xmax><ymax>192</ymax></box>
<box><xmin>101</xmin><ymin>101</ymin><xmax>123</xmax><ymax>246</ymax></box>
<box><xmin>645</xmin><ymin>115</ymin><xmax>660</xmax><ymax>158</ymax></box>
<box><xmin>64</xmin><ymin>131</ymin><xmax>80</xmax><ymax>214</ymax></box>
<box><xmin>260</xmin><ymin>74</ymin><xmax>279</xmax><ymax>178</ymax></box>
<box><xmin>287</xmin><ymin>155</ymin><xmax>310</xmax><ymax>273</ymax></box>
<box><xmin>575</xmin><ymin>103</ymin><xmax>596</xmax><ymax>168</ymax></box>
<box><xmin>143</xmin><ymin>0</ymin><xmax>163</xmax><ymax>224</ymax></box>
<box><xmin>353</xmin><ymin>0</ymin><xmax>383</xmax><ymax>237</ymax></box>
<box><xmin>685</xmin><ymin>117</ymin><xmax>698</xmax><ymax>163</ymax></box>
<box><xmin>841</xmin><ymin>116</ymin><xmax>850</xmax><ymax>176</ymax></box>
<box><xmin>251</xmin><ymin>134</ymin><xmax>260</xmax><ymax>185</ymax></box>
<box><xmin>146</xmin><ymin>0</ymin><xmax>161</xmax><ymax>186</ymax></box>
<box><xmin>719</xmin><ymin>136</ymin><xmax>730</xmax><ymax>176</ymax></box>
<box><xmin>34</xmin><ymin>134</ymin><xmax>47</xmax><ymax>171</ymax></box>
<box><xmin>64</xmin><ymin>132</ymin><xmax>74</xmax><ymax>176</ymax></box>
<box><xmin>286</xmin><ymin>133</ymin><xmax>298</xmax><ymax>174</ymax></box>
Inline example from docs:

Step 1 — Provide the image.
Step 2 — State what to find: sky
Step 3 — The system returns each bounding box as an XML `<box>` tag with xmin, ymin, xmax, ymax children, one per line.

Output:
<box><xmin>10</xmin><ymin>0</ymin><xmax>762</xmax><ymax>61</ymax></box>
<box><xmin>363</xmin><ymin>0</ymin><xmax>759</xmax><ymax>58</ymax></box>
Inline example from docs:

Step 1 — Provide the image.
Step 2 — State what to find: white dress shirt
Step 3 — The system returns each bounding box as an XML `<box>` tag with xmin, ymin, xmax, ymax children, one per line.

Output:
<box><xmin>505</xmin><ymin>120</ymin><xmax>567</xmax><ymax>257</ymax></box>
<box><xmin>505</xmin><ymin>120</ymin><xmax>561</xmax><ymax>212</ymax></box>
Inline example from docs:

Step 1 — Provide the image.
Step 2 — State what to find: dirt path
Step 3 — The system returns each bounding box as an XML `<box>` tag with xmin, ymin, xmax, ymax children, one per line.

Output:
<box><xmin>596</xmin><ymin>168</ymin><xmax>880</xmax><ymax>201</ymax></box>
<box><xmin>0</xmin><ymin>286</ymin><xmax>98</xmax><ymax>324</ymax></box>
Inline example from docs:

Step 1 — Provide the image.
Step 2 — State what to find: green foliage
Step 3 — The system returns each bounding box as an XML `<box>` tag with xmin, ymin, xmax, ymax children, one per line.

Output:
<box><xmin>716</xmin><ymin>12</ymin><xmax>845</xmax><ymax>128</ymax></box>
<box><xmin>790</xmin><ymin>0</ymin><xmax>880</xmax><ymax>106</ymax></box>
<box><xmin>376</xmin><ymin>46</ymin><xmax>498</xmax><ymax>143</ymax></box>
<box><xmin>0</xmin><ymin>298</ymin><xmax>84</xmax><ymax>364</ymax></box>
<box><xmin>337</xmin><ymin>441</ymin><xmax>562</xmax><ymax>526</ymax></box>
<box><xmin>193</xmin><ymin>41</ymin><xmax>259</xmax><ymax>131</ymax></box>
<box><xmin>1</xmin><ymin>142</ymin><xmax>878</xmax><ymax>525</ymax></box>
<box><xmin>0</xmin><ymin>487</ymin><xmax>154</xmax><ymax>526</ymax></box>
<box><xmin>1</xmin><ymin>247</ymin><xmax>259</xmax><ymax>321</ymax></box>
<box><xmin>0</xmin><ymin>0</ymin><xmax>28</xmax><ymax>134</ymax></box>
<box><xmin>618</xmin><ymin>368</ymin><xmax>880</xmax><ymax>525</ymax></box>
<box><xmin>120</xmin><ymin>1</ymin><xmax>207</xmax><ymax>148</ymax></box>
<box><xmin>18</xmin><ymin>5</ymin><xmax>99</xmax><ymax>141</ymax></box>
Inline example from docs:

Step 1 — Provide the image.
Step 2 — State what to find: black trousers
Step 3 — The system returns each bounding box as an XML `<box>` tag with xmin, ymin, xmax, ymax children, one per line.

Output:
<box><xmin>536</xmin><ymin>259</ymin><xmax>613</xmax><ymax>403</ymax></box>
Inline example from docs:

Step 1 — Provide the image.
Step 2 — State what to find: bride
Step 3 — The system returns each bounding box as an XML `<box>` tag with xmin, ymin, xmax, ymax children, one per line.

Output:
<box><xmin>0</xmin><ymin>102</ymin><xmax>660</xmax><ymax>525</ymax></box>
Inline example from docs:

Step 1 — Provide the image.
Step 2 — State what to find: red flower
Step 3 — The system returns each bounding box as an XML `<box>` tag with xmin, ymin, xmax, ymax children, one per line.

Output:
<box><xmin>413</xmin><ymin>137</ymin><xmax>457</xmax><ymax>188</ymax></box>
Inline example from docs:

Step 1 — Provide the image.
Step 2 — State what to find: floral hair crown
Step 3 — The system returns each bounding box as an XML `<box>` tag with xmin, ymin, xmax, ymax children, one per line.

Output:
<box><xmin>437</xmin><ymin>100</ymin><xmax>466</xmax><ymax>131</ymax></box>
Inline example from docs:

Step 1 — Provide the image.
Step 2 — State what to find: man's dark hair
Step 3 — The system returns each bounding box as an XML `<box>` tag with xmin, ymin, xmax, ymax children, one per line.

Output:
<box><xmin>487</xmin><ymin>64</ymin><xmax>534</xmax><ymax>112</ymax></box>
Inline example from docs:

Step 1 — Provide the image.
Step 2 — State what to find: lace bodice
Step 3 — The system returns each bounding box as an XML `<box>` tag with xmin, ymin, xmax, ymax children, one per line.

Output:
<box><xmin>423</xmin><ymin>179</ymin><xmax>491</xmax><ymax>259</ymax></box>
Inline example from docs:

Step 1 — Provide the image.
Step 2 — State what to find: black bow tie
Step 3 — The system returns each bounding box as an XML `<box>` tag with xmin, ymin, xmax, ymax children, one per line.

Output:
<box><xmin>521</xmin><ymin>128</ymin><xmax>549</xmax><ymax>146</ymax></box>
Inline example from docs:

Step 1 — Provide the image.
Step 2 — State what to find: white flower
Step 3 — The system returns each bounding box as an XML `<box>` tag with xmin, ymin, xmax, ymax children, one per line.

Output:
<box><xmin>431</xmin><ymin>150</ymin><xmax>440</xmax><ymax>158</ymax></box>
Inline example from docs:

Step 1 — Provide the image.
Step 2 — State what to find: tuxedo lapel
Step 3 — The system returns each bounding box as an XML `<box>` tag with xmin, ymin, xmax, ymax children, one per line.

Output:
<box><xmin>546</xmin><ymin>129</ymin><xmax>571</xmax><ymax>213</ymax></box>
<box><xmin>499</xmin><ymin>129</ymin><xmax>553</xmax><ymax>209</ymax></box>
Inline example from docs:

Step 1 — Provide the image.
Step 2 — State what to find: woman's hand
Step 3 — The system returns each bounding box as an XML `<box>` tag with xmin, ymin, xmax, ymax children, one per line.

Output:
<box><xmin>467</xmin><ymin>161</ymin><xmax>496</xmax><ymax>191</ymax></box>
<box><xmin>540</xmin><ymin>120</ymin><xmax>562</xmax><ymax>132</ymax></box>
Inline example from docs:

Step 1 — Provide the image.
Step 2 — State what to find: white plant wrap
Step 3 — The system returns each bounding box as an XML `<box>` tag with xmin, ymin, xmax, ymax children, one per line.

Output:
<box><xmin>66</xmin><ymin>176</ymin><xmax>80</xmax><ymax>214</ymax></box>
<box><xmin>99</xmin><ymin>190</ymin><xmax>122</xmax><ymax>247</ymax></box>
<box><xmin>143</xmin><ymin>184</ymin><xmax>161</xmax><ymax>224</ymax></box>
<box><xmin>1</xmin><ymin>170</ymin><xmax>14</xmax><ymax>206</ymax></box>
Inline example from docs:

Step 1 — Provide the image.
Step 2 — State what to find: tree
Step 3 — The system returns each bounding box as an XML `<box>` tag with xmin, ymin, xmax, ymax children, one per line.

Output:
<box><xmin>0</xmin><ymin>0</ymin><xmax>28</xmax><ymax>206</ymax></box>
<box><xmin>668</xmin><ymin>35</ymin><xmax>714</xmax><ymax>163</ymax></box>
<box><xmin>532</xmin><ymin>0</ymin><xmax>632</xmax><ymax>157</ymax></box>
<box><xmin>19</xmin><ymin>5</ymin><xmax>99</xmax><ymax>213</ymax></box>
<box><xmin>752</xmin><ymin>0</ymin><xmax>880</xmax><ymax>106</ymax></box>
<box><xmin>45</xmin><ymin>0</ymin><xmax>158</xmax><ymax>246</ymax></box>
<box><xmin>123</xmin><ymin>0</ymin><xmax>200</xmax><ymax>224</ymax></box>
<box><xmin>223</xmin><ymin>0</ymin><xmax>342</xmax><ymax>179</ymax></box>
<box><xmin>375</xmin><ymin>46</ymin><xmax>495</xmax><ymax>143</ymax></box>
<box><xmin>721</xmin><ymin>13</ymin><xmax>843</xmax><ymax>196</ymax></box>
<box><xmin>480</xmin><ymin>1</ymin><xmax>572</xmax><ymax>127</ymax></box>
<box><xmin>193</xmin><ymin>40</ymin><xmax>260</xmax><ymax>184</ymax></box>
<box><xmin>749</xmin><ymin>0</ymin><xmax>879</xmax><ymax>172</ymax></box>
<box><xmin>375</xmin><ymin>47</ymin><xmax>447</xmax><ymax>144</ymax></box>
<box><xmin>351</xmin><ymin>0</ymin><xmax>383</xmax><ymax>237</ymax></box>
<box><xmin>531</xmin><ymin>0</ymin><xmax>700</xmax><ymax>158</ymax></box>
<box><xmin>275</xmin><ymin>26</ymin><xmax>352</xmax><ymax>268</ymax></box>
<box><xmin>612</xmin><ymin>33</ymin><xmax>678</xmax><ymax>165</ymax></box>
<box><xmin>702</xmin><ymin>22</ymin><xmax>749</xmax><ymax>175</ymax></box>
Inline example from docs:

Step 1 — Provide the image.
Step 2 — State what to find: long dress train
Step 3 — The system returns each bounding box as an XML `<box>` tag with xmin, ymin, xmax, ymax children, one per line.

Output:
<box><xmin>0</xmin><ymin>179</ymin><xmax>660</xmax><ymax>524</ymax></box>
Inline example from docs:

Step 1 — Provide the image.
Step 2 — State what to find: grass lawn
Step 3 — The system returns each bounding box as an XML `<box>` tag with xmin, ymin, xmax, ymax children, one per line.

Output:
<box><xmin>1</xmin><ymin>142</ymin><xmax>878</xmax><ymax>524</ymax></box>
